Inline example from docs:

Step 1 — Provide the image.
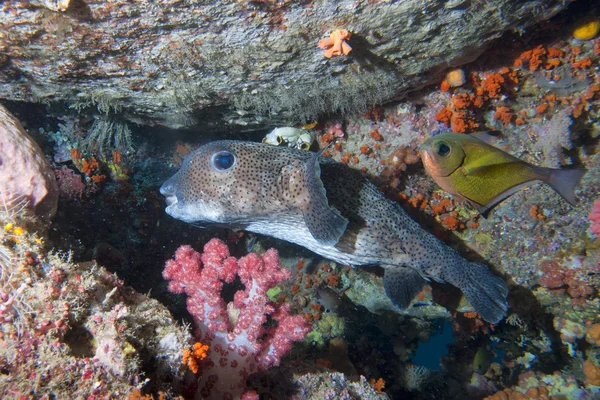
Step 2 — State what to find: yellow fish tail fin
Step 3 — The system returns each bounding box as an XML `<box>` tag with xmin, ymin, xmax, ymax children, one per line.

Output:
<box><xmin>544</xmin><ymin>168</ymin><xmax>586</xmax><ymax>206</ymax></box>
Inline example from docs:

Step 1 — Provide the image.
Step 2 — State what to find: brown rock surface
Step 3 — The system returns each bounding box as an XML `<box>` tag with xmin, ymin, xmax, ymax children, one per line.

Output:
<box><xmin>0</xmin><ymin>0</ymin><xmax>569</xmax><ymax>128</ymax></box>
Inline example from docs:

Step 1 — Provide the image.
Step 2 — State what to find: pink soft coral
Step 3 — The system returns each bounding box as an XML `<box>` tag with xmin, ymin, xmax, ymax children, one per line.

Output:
<box><xmin>318</xmin><ymin>29</ymin><xmax>352</xmax><ymax>58</ymax></box>
<box><xmin>163</xmin><ymin>238</ymin><xmax>311</xmax><ymax>399</ymax></box>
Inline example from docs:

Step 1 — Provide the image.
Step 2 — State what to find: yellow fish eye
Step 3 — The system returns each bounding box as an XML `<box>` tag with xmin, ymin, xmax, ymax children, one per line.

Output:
<box><xmin>435</xmin><ymin>141</ymin><xmax>451</xmax><ymax>157</ymax></box>
<box><xmin>277</xmin><ymin>136</ymin><xmax>284</xmax><ymax>144</ymax></box>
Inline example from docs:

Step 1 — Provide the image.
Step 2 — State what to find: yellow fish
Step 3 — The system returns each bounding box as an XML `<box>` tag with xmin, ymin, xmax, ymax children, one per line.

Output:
<box><xmin>420</xmin><ymin>132</ymin><xmax>586</xmax><ymax>214</ymax></box>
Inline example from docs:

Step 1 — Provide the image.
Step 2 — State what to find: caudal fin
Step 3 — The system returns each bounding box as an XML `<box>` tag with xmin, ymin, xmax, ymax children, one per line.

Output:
<box><xmin>460</xmin><ymin>262</ymin><xmax>508</xmax><ymax>324</ymax></box>
<box><xmin>544</xmin><ymin>168</ymin><xmax>586</xmax><ymax>206</ymax></box>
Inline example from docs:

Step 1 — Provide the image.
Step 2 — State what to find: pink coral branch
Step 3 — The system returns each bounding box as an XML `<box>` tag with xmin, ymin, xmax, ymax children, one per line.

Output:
<box><xmin>163</xmin><ymin>238</ymin><xmax>311</xmax><ymax>399</ymax></box>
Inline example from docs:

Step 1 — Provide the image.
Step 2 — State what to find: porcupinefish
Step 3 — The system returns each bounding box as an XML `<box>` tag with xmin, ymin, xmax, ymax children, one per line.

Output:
<box><xmin>160</xmin><ymin>141</ymin><xmax>508</xmax><ymax>323</ymax></box>
<box><xmin>421</xmin><ymin>132</ymin><xmax>586</xmax><ymax>214</ymax></box>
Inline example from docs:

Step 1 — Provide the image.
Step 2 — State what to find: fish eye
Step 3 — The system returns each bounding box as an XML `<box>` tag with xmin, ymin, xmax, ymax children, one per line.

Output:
<box><xmin>276</xmin><ymin>136</ymin><xmax>284</xmax><ymax>144</ymax></box>
<box><xmin>435</xmin><ymin>141</ymin><xmax>451</xmax><ymax>157</ymax></box>
<box><xmin>210</xmin><ymin>150</ymin><xmax>236</xmax><ymax>171</ymax></box>
<box><xmin>299</xmin><ymin>142</ymin><xmax>310</xmax><ymax>150</ymax></box>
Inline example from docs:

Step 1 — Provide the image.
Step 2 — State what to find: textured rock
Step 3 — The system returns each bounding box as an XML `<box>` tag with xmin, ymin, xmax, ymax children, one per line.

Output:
<box><xmin>0</xmin><ymin>0</ymin><xmax>569</xmax><ymax>129</ymax></box>
<box><xmin>0</xmin><ymin>104</ymin><xmax>58</xmax><ymax>219</ymax></box>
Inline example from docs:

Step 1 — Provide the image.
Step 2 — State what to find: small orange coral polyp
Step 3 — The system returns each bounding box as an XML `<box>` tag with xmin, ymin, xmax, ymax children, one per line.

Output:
<box><xmin>445</xmin><ymin>69</ymin><xmax>466</xmax><ymax>87</ymax></box>
<box><xmin>318</xmin><ymin>30</ymin><xmax>352</xmax><ymax>58</ymax></box>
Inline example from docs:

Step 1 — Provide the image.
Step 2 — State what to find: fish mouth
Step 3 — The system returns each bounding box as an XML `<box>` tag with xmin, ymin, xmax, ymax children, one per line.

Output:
<box><xmin>159</xmin><ymin>182</ymin><xmax>178</xmax><ymax>207</ymax></box>
<box><xmin>164</xmin><ymin>194</ymin><xmax>177</xmax><ymax>207</ymax></box>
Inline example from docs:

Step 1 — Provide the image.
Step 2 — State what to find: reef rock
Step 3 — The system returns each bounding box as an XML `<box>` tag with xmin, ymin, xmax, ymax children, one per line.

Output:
<box><xmin>0</xmin><ymin>0</ymin><xmax>569</xmax><ymax>129</ymax></box>
<box><xmin>0</xmin><ymin>104</ymin><xmax>58</xmax><ymax>220</ymax></box>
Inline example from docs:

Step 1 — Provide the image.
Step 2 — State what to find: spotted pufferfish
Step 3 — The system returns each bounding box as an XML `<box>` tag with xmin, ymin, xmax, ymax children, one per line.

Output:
<box><xmin>160</xmin><ymin>141</ymin><xmax>508</xmax><ymax>323</ymax></box>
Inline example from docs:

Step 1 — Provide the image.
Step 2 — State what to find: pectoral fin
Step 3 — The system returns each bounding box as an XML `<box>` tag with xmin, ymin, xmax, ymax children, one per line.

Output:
<box><xmin>302</xmin><ymin>151</ymin><xmax>349</xmax><ymax>245</ymax></box>
<box><xmin>383</xmin><ymin>267</ymin><xmax>426</xmax><ymax>311</ymax></box>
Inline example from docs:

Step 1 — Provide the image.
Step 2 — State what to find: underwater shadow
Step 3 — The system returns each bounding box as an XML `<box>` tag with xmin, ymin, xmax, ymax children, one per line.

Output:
<box><xmin>506</xmin><ymin>284</ymin><xmax>571</xmax><ymax>373</ymax></box>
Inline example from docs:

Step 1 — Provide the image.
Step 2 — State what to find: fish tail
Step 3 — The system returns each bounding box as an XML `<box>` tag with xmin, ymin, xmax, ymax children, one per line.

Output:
<box><xmin>459</xmin><ymin>262</ymin><xmax>508</xmax><ymax>324</ymax></box>
<box><xmin>544</xmin><ymin>168</ymin><xmax>586</xmax><ymax>206</ymax></box>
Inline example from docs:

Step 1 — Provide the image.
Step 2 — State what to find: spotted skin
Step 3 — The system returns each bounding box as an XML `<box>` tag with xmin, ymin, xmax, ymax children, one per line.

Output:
<box><xmin>160</xmin><ymin>141</ymin><xmax>508</xmax><ymax>323</ymax></box>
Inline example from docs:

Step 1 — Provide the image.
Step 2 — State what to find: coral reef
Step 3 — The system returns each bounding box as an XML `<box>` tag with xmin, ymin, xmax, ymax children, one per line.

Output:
<box><xmin>0</xmin><ymin>204</ymin><xmax>189</xmax><ymax>397</ymax></box>
<box><xmin>0</xmin><ymin>1</ymin><xmax>598</xmax><ymax>399</ymax></box>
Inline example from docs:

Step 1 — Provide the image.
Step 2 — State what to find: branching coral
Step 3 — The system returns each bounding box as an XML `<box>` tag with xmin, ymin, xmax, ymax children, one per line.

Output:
<box><xmin>318</xmin><ymin>30</ymin><xmax>352</xmax><ymax>58</ymax></box>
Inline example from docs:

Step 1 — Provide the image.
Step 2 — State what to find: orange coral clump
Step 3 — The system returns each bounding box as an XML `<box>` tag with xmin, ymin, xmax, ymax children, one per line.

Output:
<box><xmin>572</xmin><ymin>56</ymin><xmax>592</xmax><ymax>69</ymax></box>
<box><xmin>318</xmin><ymin>30</ymin><xmax>352</xmax><ymax>58</ymax></box>
<box><xmin>529</xmin><ymin>205</ymin><xmax>546</xmax><ymax>220</ymax></box>
<box><xmin>586</xmin><ymin>323</ymin><xmax>600</xmax><ymax>345</ymax></box>
<box><xmin>547</xmin><ymin>47</ymin><xmax>565</xmax><ymax>58</ymax></box>
<box><xmin>359</xmin><ymin>145</ymin><xmax>371</xmax><ymax>155</ymax></box>
<box><xmin>482</xmin><ymin>73</ymin><xmax>505</xmax><ymax>98</ymax></box>
<box><xmin>404</xmin><ymin>193</ymin><xmax>428</xmax><ymax>209</ymax></box>
<box><xmin>436</xmin><ymin>92</ymin><xmax>480</xmax><ymax>133</ymax></box>
<box><xmin>431</xmin><ymin>198</ymin><xmax>452</xmax><ymax>215</ymax></box>
<box><xmin>192</xmin><ymin>342</ymin><xmax>209</xmax><ymax>360</ymax></box>
<box><xmin>369</xmin><ymin>378</ymin><xmax>386</xmax><ymax>393</ymax></box>
<box><xmin>295</xmin><ymin>259</ymin><xmax>306</xmax><ymax>270</ymax></box>
<box><xmin>545</xmin><ymin>58</ymin><xmax>561</xmax><ymax>69</ymax></box>
<box><xmin>529</xmin><ymin>45</ymin><xmax>546</xmax><ymax>70</ymax></box>
<box><xmin>325</xmin><ymin>274</ymin><xmax>340</xmax><ymax>287</ymax></box>
<box><xmin>493</xmin><ymin>106</ymin><xmax>512</xmax><ymax>126</ymax></box>
<box><xmin>70</xmin><ymin>147</ymin><xmax>83</xmax><ymax>161</ymax></box>
<box><xmin>452</xmin><ymin>92</ymin><xmax>472</xmax><ymax>109</ymax></box>
<box><xmin>183</xmin><ymin>342</ymin><xmax>210</xmax><ymax>374</ymax></box>
<box><xmin>442</xmin><ymin>214</ymin><xmax>465</xmax><ymax>231</ymax></box>
<box><xmin>535</xmin><ymin>103</ymin><xmax>548</xmax><ymax>115</ymax></box>
<box><xmin>81</xmin><ymin>157</ymin><xmax>99</xmax><ymax>175</ymax></box>
<box><xmin>91</xmin><ymin>174</ymin><xmax>107</xmax><ymax>184</ymax></box>
<box><xmin>182</xmin><ymin>350</ymin><xmax>197</xmax><ymax>373</ymax></box>
<box><xmin>440</xmin><ymin>80</ymin><xmax>451</xmax><ymax>92</ymax></box>
<box><xmin>369</xmin><ymin>129</ymin><xmax>383</xmax><ymax>141</ymax></box>
<box><xmin>435</xmin><ymin>107</ymin><xmax>453</xmax><ymax>125</ymax></box>
<box><xmin>583</xmin><ymin>360</ymin><xmax>600</xmax><ymax>386</ymax></box>
<box><xmin>113</xmin><ymin>151</ymin><xmax>122</xmax><ymax>165</ymax></box>
<box><xmin>451</xmin><ymin>111</ymin><xmax>479</xmax><ymax>133</ymax></box>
